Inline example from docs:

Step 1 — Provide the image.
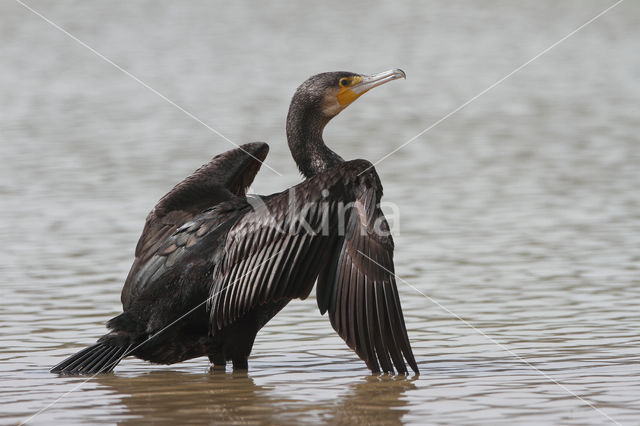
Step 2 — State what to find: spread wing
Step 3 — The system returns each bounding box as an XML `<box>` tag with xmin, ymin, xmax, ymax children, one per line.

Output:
<box><xmin>208</xmin><ymin>159</ymin><xmax>419</xmax><ymax>374</ymax></box>
<box><xmin>121</xmin><ymin>142</ymin><xmax>269</xmax><ymax>308</ymax></box>
<box><xmin>316</xmin><ymin>167</ymin><xmax>419</xmax><ymax>374</ymax></box>
<box><xmin>208</xmin><ymin>173</ymin><xmax>346</xmax><ymax>332</ymax></box>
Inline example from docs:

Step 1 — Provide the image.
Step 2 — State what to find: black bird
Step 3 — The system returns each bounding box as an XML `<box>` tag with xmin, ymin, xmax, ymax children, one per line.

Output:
<box><xmin>51</xmin><ymin>69</ymin><xmax>419</xmax><ymax>375</ymax></box>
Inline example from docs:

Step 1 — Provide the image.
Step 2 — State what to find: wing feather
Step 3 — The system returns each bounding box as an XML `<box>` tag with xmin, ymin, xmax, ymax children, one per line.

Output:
<box><xmin>209</xmin><ymin>177</ymin><xmax>345</xmax><ymax>333</ymax></box>
<box><xmin>363</xmin><ymin>279</ymin><xmax>379</xmax><ymax>371</ymax></box>
<box><xmin>374</xmin><ymin>281</ymin><xmax>394</xmax><ymax>372</ymax></box>
<box><xmin>316</xmin><ymin>164</ymin><xmax>419</xmax><ymax>374</ymax></box>
<box><xmin>121</xmin><ymin>142</ymin><xmax>269</xmax><ymax>308</ymax></box>
<box><xmin>207</xmin><ymin>159</ymin><xmax>418</xmax><ymax>374</ymax></box>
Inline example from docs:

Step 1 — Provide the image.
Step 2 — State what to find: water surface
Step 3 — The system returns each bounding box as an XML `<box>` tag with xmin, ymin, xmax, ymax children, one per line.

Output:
<box><xmin>1</xmin><ymin>1</ymin><xmax>639</xmax><ymax>424</ymax></box>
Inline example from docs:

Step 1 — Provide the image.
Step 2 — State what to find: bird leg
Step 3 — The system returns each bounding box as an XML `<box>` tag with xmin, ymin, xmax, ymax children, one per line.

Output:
<box><xmin>232</xmin><ymin>356</ymin><xmax>248</xmax><ymax>370</ymax></box>
<box><xmin>209</xmin><ymin>353</ymin><xmax>226</xmax><ymax>368</ymax></box>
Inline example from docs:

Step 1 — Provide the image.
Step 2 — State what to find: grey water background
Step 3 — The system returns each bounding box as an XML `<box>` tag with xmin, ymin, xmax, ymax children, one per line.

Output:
<box><xmin>1</xmin><ymin>1</ymin><xmax>639</xmax><ymax>424</ymax></box>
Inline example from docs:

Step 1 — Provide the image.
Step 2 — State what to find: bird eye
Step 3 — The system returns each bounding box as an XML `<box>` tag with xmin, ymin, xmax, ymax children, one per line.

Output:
<box><xmin>339</xmin><ymin>78</ymin><xmax>349</xmax><ymax>87</ymax></box>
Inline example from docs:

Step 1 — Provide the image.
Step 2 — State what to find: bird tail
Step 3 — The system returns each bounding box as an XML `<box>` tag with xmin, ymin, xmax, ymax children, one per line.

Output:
<box><xmin>50</xmin><ymin>341</ymin><xmax>133</xmax><ymax>375</ymax></box>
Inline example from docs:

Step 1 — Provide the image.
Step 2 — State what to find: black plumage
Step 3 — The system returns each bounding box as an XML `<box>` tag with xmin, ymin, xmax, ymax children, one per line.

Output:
<box><xmin>51</xmin><ymin>69</ymin><xmax>419</xmax><ymax>375</ymax></box>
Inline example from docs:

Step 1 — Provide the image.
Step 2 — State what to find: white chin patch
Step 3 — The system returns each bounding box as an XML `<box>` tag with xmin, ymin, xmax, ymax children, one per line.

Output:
<box><xmin>322</xmin><ymin>98</ymin><xmax>344</xmax><ymax>117</ymax></box>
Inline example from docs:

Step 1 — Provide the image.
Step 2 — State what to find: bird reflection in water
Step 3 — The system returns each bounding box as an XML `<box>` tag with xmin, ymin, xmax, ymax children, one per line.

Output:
<box><xmin>94</xmin><ymin>369</ymin><xmax>417</xmax><ymax>425</ymax></box>
<box><xmin>331</xmin><ymin>375</ymin><xmax>418</xmax><ymax>425</ymax></box>
<box><xmin>95</xmin><ymin>369</ymin><xmax>279</xmax><ymax>425</ymax></box>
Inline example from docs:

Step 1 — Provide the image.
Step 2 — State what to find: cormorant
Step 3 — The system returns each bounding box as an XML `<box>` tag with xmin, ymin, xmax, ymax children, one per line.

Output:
<box><xmin>51</xmin><ymin>69</ymin><xmax>419</xmax><ymax>375</ymax></box>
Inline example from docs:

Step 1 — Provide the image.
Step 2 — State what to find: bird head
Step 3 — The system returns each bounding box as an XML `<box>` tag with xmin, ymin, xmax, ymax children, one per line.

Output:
<box><xmin>290</xmin><ymin>69</ymin><xmax>406</xmax><ymax>120</ymax></box>
<box><xmin>286</xmin><ymin>68</ymin><xmax>406</xmax><ymax>177</ymax></box>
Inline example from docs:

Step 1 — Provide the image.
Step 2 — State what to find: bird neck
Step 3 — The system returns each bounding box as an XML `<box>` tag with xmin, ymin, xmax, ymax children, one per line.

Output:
<box><xmin>287</xmin><ymin>104</ymin><xmax>344</xmax><ymax>179</ymax></box>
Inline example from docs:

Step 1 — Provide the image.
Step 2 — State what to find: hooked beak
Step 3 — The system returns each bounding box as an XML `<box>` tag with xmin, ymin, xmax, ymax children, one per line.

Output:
<box><xmin>352</xmin><ymin>68</ymin><xmax>406</xmax><ymax>95</ymax></box>
<box><xmin>337</xmin><ymin>69</ymin><xmax>406</xmax><ymax>106</ymax></box>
